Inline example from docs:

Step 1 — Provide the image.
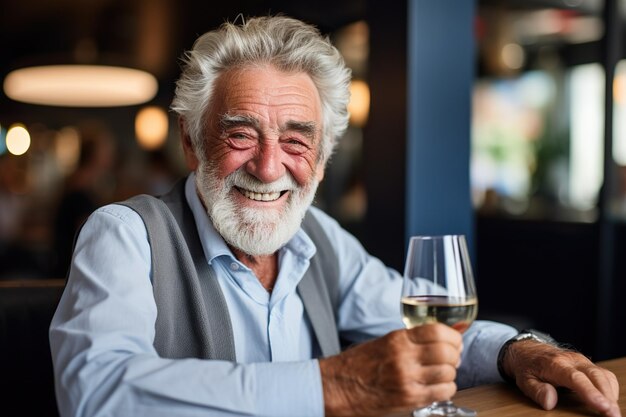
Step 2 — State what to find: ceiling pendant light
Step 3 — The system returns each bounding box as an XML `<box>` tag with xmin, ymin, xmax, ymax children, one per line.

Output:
<box><xmin>3</xmin><ymin>64</ymin><xmax>158</xmax><ymax>107</ymax></box>
<box><xmin>3</xmin><ymin>1</ymin><xmax>161</xmax><ymax>109</ymax></box>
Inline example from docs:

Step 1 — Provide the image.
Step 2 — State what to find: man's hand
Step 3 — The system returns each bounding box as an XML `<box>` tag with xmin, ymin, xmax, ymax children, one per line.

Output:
<box><xmin>501</xmin><ymin>340</ymin><xmax>621</xmax><ymax>417</ymax></box>
<box><xmin>319</xmin><ymin>323</ymin><xmax>463</xmax><ymax>417</ymax></box>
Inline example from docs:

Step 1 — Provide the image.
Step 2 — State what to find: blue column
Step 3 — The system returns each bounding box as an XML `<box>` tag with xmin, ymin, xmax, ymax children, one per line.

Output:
<box><xmin>406</xmin><ymin>0</ymin><xmax>476</xmax><ymax>254</ymax></box>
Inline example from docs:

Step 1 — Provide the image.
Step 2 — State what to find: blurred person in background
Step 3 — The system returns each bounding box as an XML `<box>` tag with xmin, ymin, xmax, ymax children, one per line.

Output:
<box><xmin>143</xmin><ymin>150</ymin><xmax>179</xmax><ymax>196</ymax></box>
<box><xmin>51</xmin><ymin>122</ymin><xmax>116</xmax><ymax>278</ymax></box>
<box><xmin>50</xmin><ymin>15</ymin><xmax>620</xmax><ymax>417</ymax></box>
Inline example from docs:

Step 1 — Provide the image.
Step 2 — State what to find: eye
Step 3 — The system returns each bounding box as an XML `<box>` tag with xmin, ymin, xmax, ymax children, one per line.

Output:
<box><xmin>225</xmin><ymin>131</ymin><xmax>256</xmax><ymax>149</ymax></box>
<box><xmin>227</xmin><ymin>130</ymin><xmax>251</xmax><ymax>140</ymax></box>
<box><xmin>281</xmin><ymin>137</ymin><xmax>311</xmax><ymax>154</ymax></box>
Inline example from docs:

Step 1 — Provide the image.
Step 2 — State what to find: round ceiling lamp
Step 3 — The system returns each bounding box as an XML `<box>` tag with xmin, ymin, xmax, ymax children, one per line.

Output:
<box><xmin>3</xmin><ymin>65</ymin><xmax>158</xmax><ymax>107</ymax></box>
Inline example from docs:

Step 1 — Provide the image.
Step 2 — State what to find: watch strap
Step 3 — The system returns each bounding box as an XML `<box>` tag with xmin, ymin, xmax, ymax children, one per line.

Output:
<box><xmin>496</xmin><ymin>329</ymin><xmax>558</xmax><ymax>384</ymax></box>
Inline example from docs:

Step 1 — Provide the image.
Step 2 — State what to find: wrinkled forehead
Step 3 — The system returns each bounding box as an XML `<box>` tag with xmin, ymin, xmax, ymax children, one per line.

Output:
<box><xmin>209</xmin><ymin>65</ymin><xmax>323</xmax><ymax>125</ymax></box>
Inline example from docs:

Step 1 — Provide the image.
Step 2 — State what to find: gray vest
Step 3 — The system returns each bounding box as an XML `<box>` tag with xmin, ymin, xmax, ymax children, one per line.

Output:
<box><xmin>120</xmin><ymin>179</ymin><xmax>341</xmax><ymax>361</ymax></box>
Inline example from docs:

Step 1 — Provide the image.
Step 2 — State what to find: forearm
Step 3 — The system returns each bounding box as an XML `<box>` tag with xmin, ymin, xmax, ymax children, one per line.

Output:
<box><xmin>53</xmin><ymin>350</ymin><xmax>323</xmax><ymax>417</ymax></box>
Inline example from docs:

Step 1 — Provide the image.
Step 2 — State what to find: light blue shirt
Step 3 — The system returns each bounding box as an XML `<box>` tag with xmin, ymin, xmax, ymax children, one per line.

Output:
<box><xmin>50</xmin><ymin>174</ymin><xmax>517</xmax><ymax>417</ymax></box>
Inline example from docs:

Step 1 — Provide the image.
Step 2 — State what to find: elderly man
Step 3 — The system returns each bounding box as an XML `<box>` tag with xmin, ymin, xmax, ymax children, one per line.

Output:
<box><xmin>50</xmin><ymin>15</ymin><xmax>620</xmax><ymax>417</ymax></box>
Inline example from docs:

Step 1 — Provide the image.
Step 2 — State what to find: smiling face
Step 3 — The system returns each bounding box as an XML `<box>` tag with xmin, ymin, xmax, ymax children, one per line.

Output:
<box><xmin>182</xmin><ymin>65</ymin><xmax>325</xmax><ymax>255</ymax></box>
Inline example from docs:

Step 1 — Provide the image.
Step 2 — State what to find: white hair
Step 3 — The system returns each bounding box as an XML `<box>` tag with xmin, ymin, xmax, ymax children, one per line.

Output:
<box><xmin>171</xmin><ymin>15</ymin><xmax>352</xmax><ymax>165</ymax></box>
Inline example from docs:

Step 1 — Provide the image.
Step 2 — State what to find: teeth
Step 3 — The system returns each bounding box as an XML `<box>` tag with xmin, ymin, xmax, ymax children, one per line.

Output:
<box><xmin>241</xmin><ymin>188</ymin><xmax>281</xmax><ymax>201</ymax></box>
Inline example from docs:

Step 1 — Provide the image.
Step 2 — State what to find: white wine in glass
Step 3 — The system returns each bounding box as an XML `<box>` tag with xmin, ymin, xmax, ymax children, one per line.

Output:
<box><xmin>401</xmin><ymin>235</ymin><xmax>478</xmax><ymax>417</ymax></box>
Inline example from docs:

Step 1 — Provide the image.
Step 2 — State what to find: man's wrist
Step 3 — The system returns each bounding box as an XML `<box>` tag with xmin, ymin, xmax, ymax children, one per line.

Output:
<box><xmin>497</xmin><ymin>329</ymin><xmax>558</xmax><ymax>384</ymax></box>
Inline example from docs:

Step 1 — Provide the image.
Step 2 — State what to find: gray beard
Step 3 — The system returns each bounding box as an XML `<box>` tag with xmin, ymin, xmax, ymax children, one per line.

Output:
<box><xmin>195</xmin><ymin>162</ymin><xmax>319</xmax><ymax>256</ymax></box>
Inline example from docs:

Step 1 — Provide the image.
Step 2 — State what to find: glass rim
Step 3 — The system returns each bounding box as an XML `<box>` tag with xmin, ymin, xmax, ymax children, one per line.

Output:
<box><xmin>408</xmin><ymin>234</ymin><xmax>467</xmax><ymax>240</ymax></box>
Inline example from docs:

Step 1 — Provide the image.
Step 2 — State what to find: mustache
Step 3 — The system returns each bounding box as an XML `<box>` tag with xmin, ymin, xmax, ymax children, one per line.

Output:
<box><xmin>224</xmin><ymin>169</ymin><xmax>299</xmax><ymax>194</ymax></box>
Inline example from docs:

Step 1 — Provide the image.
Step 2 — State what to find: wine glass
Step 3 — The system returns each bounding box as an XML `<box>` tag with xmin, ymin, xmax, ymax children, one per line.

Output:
<box><xmin>401</xmin><ymin>235</ymin><xmax>478</xmax><ymax>417</ymax></box>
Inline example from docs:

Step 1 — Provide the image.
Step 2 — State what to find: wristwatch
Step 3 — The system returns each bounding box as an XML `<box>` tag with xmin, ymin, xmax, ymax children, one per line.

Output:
<box><xmin>496</xmin><ymin>329</ymin><xmax>558</xmax><ymax>384</ymax></box>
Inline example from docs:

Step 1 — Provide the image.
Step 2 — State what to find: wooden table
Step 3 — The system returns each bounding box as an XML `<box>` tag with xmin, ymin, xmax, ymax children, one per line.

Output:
<box><xmin>452</xmin><ymin>357</ymin><xmax>626</xmax><ymax>416</ymax></box>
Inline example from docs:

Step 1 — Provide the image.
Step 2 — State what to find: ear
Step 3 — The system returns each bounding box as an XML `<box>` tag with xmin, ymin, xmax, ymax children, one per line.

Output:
<box><xmin>179</xmin><ymin>117</ymin><xmax>199</xmax><ymax>171</ymax></box>
<box><xmin>315</xmin><ymin>162</ymin><xmax>325</xmax><ymax>182</ymax></box>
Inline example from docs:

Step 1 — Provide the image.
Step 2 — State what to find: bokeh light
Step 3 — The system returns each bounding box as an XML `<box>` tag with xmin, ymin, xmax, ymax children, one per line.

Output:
<box><xmin>348</xmin><ymin>80</ymin><xmax>370</xmax><ymax>127</ymax></box>
<box><xmin>135</xmin><ymin>106</ymin><xmax>169</xmax><ymax>150</ymax></box>
<box><xmin>55</xmin><ymin>127</ymin><xmax>81</xmax><ymax>175</ymax></box>
<box><xmin>6</xmin><ymin>124</ymin><xmax>31</xmax><ymax>156</ymax></box>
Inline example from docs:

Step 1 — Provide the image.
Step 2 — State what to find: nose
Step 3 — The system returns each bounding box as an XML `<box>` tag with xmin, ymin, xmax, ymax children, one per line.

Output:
<box><xmin>246</xmin><ymin>143</ymin><xmax>286</xmax><ymax>183</ymax></box>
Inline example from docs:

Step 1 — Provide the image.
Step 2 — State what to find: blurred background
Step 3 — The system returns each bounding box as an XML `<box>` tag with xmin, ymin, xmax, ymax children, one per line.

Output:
<box><xmin>2</xmin><ymin>0</ymin><xmax>626</xmax><ymax>414</ymax></box>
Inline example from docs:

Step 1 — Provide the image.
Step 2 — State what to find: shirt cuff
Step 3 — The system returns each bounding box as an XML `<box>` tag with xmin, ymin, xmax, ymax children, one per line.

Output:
<box><xmin>252</xmin><ymin>359</ymin><xmax>324</xmax><ymax>417</ymax></box>
<box><xmin>458</xmin><ymin>320</ymin><xmax>518</xmax><ymax>388</ymax></box>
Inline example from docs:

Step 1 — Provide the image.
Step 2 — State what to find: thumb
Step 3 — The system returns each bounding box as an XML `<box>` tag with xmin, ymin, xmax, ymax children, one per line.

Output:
<box><xmin>517</xmin><ymin>376</ymin><xmax>558</xmax><ymax>410</ymax></box>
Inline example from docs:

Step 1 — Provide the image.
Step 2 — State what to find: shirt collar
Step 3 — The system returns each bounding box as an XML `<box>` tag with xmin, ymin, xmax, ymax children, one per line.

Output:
<box><xmin>183</xmin><ymin>172</ymin><xmax>317</xmax><ymax>264</ymax></box>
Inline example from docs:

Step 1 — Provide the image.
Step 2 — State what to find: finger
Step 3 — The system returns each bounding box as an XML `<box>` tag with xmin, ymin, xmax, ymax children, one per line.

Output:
<box><xmin>608</xmin><ymin>373</ymin><xmax>620</xmax><ymax>402</ymax></box>
<box><xmin>407</xmin><ymin>323</ymin><xmax>463</xmax><ymax>348</ymax></box>
<box><xmin>415</xmin><ymin>342</ymin><xmax>462</xmax><ymax>367</ymax></box>
<box><xmin>590</xmin><ymin>367</ymin><xmax>619</xmax><ymax>401</ymax></box>
<box><xmin>414</xmin><ymin>364</ymin><xmax>457</xmax><ymax>385</ymax></box>
<box><xmin>516</xmin><ymin>376</ymin><xmax>558</xmax><ymax>410</ymax></box>
<box><xmin>584</xmin><ymin>367</ymin><xmax>620</xmax><ymax>403</ymax></box>
<box><xmin>550</xmin><ymin>365</ymin><xmax>617</xmax><ymax>415</ymax></box>
<box><xmin>553</xmin><ymin>369</ymin><xmax>617</xmax><ymax>416</ymax></box>
<box><xmin>608</xmin><ymin>371</ymin><xmax>619</xmax><ymax>400</ymax></box>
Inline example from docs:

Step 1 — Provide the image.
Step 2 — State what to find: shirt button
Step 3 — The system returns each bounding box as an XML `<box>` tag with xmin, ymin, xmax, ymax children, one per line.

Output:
<box><xmin>230</xmin><ymin>262</ymin><xmax>239</xmax><ymax>271</ymax></box>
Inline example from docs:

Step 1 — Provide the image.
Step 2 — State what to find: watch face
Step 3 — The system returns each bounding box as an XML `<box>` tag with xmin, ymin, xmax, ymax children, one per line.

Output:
<box><xmin>514</xmin><ymin>333</ymin><xmax>542</xmax><ymax>342</ymax></box>
<box><xmin>518</xmin><ymin>329</ymin><xmax>556</xmax><ymax>345</ymax></box>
